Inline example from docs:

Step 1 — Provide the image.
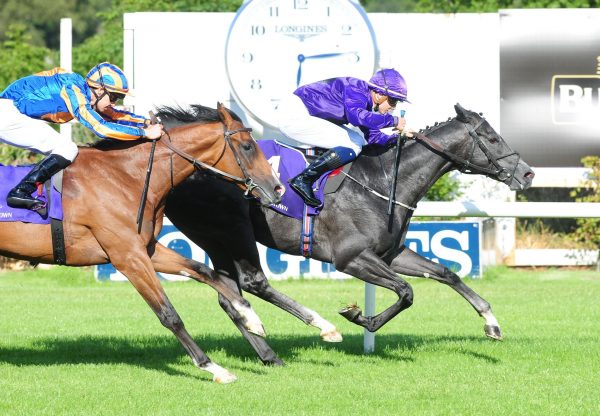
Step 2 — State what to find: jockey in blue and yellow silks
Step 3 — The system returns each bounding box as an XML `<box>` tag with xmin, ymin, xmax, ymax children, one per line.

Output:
<box><xmin>0</xmin><ymin>62</ymin><xmax>163</xmax><ymax>210</ymax></box>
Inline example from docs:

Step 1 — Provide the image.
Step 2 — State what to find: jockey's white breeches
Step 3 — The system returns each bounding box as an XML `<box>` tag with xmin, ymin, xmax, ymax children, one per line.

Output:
<box><xmin>0</xmin><ymin>99</ymin><xmax>79</xmax><ymax>161</ymax></box>
<box><xmin>277</xmin><ymin>94</ymin><xmax>366</xmax><ymax>155</ymax></box>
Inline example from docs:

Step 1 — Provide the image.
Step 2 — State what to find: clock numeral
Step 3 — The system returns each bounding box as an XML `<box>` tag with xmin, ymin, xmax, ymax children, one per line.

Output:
<box><xmin>241</xmin><ymin>52</ymin><xmax>254</xmax><ymax>63</ymax></box>
<box><xmin>326</xmin><ymin>6</ymin><xmax>330</xmax><ymax>17</ymax></box>
<box><xmin>251</xmin><ymin>25</ymin><xmax>266</xmax><ymax>36</ymax></box>
<box><xmin>341</xmin><ymin>24</ymin><xmax>353</xmax><ymax>35</ymax></box>
<box><xmin>250</xmin><ymin>79</ymin><xmax>263</xmax><ymax>90</ymax></box>
<box><xmin>269</xmin><ymin>6</ymin><xmax>279</xmax><ymax>17</ymax></box>
<box><xmin>294</xmin><ymin>0</ymin><xmax>308</xmax><ymax>10</ymax></box>
<box><xmin>271</xmin><ymin>99</ymin><xmax>280</xmax><ymax>110</ymax></box>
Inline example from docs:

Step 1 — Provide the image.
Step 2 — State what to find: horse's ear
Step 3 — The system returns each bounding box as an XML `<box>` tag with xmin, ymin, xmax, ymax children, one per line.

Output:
<box><xmin>454</xmin><ymin>103</ymin><xmax>469</xmax><ymax>122</ymax></box>
<box><xmin>217</xmin><ymin>102</ymin><xmax>233</xmax><ymax>126</ymax></box>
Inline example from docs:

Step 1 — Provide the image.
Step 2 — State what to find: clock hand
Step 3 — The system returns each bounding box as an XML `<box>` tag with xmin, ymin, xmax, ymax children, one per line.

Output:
<box><xmin>296</xmin><ymin>54</ymin><xmax>306</xmax><ymax>87</ymax></box>
<box><xmin>296</xmin><ymin>52</ymin><xmax>359</xmax><ymax>87</ymax></box>
<box><xmin>303</xmin><ymin>52</ymin><xmax>357</xmax><ymax>60</ymax></box>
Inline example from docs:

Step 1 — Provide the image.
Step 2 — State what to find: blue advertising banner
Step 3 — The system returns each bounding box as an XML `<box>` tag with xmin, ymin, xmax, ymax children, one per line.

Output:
<box><xmin>405</xmin><ymin>221</ymin><xmax>481</xmax><ymax>278</ymax></box>
<box><xmin>96</xmin><ymin>219</ymin><xmax>481</xmax><ymax>281</ymax></box>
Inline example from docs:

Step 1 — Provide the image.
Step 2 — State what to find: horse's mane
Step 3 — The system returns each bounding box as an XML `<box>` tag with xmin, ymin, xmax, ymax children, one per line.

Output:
<box><xmin>88</xmin><ymin>104</ymin><xmax>243</xmax><ymax>150</ymax></box>
<box><xmin>360</xmin><ymin>113</ymin><xmax>467</xmax><ymax>158</ymax></box>
<box><xmin>155</xmin><ymin>104</ymin><xmax>242</xmax><ymax>129</ymax></box>
<box><xmin>419</xmin><ymin>116</ymin><xmax>458</xmax><ymax>135</ymax></box>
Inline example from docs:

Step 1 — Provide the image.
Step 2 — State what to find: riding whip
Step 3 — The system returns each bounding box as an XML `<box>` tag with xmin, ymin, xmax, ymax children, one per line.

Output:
<box><xmin>387</xmin><ymin>109</ymin><xmax>406</xmax><ymax>232</ymax></box>
<box><xmin>136</xmin><ymin>111</ymin><xmax>160</xmax><ymax>233</ymax></box>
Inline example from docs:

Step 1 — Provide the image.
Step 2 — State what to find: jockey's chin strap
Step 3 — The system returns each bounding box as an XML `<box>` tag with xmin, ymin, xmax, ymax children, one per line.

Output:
<box><xmin>90</xmin><ymin>87</ymin><xmax>108</xmax><ymax>112</ymax></box>
<box><xmin>160</xmin><ymin>126</ymin><xmax>260</xmax><ymax>196</ymax></box>
<box><xmin>412</xmin><ymin>118</ymin><xmax>520</xmax><ymax>184</ymax></box>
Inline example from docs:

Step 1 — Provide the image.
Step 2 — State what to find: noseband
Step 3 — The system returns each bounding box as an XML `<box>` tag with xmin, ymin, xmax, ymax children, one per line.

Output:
<box><xmin>160</xmin><ymin>125</ymin><xmax>260</xmax><ymax>196</ymax></box>
<box><xmin>412</xmin><ymin>118</ymin><xmax>521</xmax><ymax>183</ymax></box>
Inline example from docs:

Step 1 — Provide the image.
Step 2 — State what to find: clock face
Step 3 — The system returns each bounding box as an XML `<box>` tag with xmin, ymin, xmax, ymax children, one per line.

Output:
<box><xmin>225</xmin><ymin>0</ymin><xmax>377</xmax><ymax>129</ymax></box>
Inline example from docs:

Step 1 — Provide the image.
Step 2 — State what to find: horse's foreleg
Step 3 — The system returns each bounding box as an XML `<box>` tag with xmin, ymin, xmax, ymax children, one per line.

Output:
<box><xmin>108</xmin><ymin>251</ymin><xmax>237</xmax><ymax>383</ymax></box>
<box><xmin>149</xmin><ymin>242</ymin><xmax>266</xmax><ymax>338</ymax></box>
<box><xmin>236</xmin><ymin>259</ymin><xmax>342</xmax><ymax>342</ymax></box>
<box><xmin>390</xmin><ymin>246</ymin><xmax>502</xmax><ymax>340</ymax></box>
<box><xmin>337</xmin><ymin>249</ymin><xmax>414</xmax><ymax>332</ymax></box>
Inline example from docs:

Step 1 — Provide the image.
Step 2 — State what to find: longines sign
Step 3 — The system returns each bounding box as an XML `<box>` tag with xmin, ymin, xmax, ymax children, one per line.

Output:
<box><xmin>500</xmin><ymin>9</ymin><xmax>600</xmax><ymax>167</ymax></box>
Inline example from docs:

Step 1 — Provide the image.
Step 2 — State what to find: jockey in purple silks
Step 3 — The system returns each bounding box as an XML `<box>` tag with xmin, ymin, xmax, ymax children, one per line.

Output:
<box><xmin>277</xmin><ymin>68</ymin><xmax>410</xmax><ymax>207</ymax></box>
<box><xmin>0</xmin><ymin>62</ymin><xmax>163</xmax><ymax>210</ymax></box>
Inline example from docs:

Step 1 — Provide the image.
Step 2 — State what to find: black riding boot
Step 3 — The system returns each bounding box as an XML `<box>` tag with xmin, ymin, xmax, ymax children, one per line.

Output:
<box><xmin>289</xmin><ymin>147</ymin><xmax>353</xmax><ymax>207</ymax></box>
<box><xmin>7</xmin><ymin>154</ymin><xmax>71</xmax><ymax>210</ymax></box>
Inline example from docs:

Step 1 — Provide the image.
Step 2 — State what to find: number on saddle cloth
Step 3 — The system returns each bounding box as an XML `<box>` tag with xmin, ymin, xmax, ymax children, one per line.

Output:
<box><xmin>256</xmin><ymin>140</ymin><xmax>351</xmax><ymax>220</ymax></box>
<box><xmin>0</xmin><ymin>165</ymin><xmax>64</xmax><ymax>224</ymax></box>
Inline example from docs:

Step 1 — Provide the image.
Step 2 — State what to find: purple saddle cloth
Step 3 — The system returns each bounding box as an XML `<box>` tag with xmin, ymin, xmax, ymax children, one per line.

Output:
<box><xmin>0</xmin><ymin>164</ymin><xmax>63</xmax><ymax>224</ymax></box>
<box><xmin>258</xmin><ymin>140</ymin><xmax>335</xmax><ymax>220</ymax></box>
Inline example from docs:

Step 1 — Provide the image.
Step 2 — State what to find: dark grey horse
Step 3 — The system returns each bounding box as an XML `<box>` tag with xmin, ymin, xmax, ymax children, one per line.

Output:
<box><xmin>165</xmin><ymin>104</ymin><xmax>534</xmax><ymax>365</ymax></box>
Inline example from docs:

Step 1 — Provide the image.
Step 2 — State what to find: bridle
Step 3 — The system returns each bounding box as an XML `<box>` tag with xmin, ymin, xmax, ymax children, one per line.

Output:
<box><xmin>135</xmin><ymin>116</ymin><xmax>264</xmax><ymax>233</ymax></box>
<box><xmin>160</xmin><ymin>124</ymin><xmax>261</xmax><ymax>197</ymax></box>
<box><xmin>340</xmin><ymin>115</ymin><xmax>522</xmax><ymax>217</ymax></box>
<box><xmin>412</xmin><ymin>117</ymin><xmax>521</xmax><ymax>184</ymax></box>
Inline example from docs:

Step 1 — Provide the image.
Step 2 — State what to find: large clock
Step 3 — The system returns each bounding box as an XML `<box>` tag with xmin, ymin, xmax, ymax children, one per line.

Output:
<box><xmin>225</xmin><ymin>0</ymin><xmax>378</xmax><ymax>130</ymax></box>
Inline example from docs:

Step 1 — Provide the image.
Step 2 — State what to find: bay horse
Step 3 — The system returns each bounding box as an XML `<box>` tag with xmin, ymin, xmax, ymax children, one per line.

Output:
<box><xmin>165</xmin><ymin>104</ymin><xmax>535</xmax><ymax>365</ymax></box>
<box><xmin>0</xmin><ymin>103</ymin><xmax>283</xmax><ymax>383</ymax></box>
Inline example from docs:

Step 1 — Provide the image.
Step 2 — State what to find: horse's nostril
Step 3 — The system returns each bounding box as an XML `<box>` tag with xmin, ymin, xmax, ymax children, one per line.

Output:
<box><xmin>525</xmin><ymin>171</ymin><xmax>535</xmax><ymax>179</ymax></box>
<box><xmin>275</xmin><ymin>185</ymin><xmax>285</xmax><ymax>196</ymax></box>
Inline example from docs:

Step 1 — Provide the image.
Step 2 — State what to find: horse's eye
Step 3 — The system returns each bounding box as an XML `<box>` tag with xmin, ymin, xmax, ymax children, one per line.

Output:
<box><xmin>241</xmin><ymin>142</ymin><xmax>253</xmax><ymax>151</ymax></box>
<box><xmin>489</xmin><ymin>137</ymin><xmax>499</xmax><ymax>144</ymax></box>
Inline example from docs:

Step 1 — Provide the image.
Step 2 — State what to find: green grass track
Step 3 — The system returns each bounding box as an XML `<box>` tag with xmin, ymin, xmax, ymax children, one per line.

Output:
<box><xmin>0</xmin><ymin>266</ymin><xmax>599</xmax><ymax>415</ymax></box>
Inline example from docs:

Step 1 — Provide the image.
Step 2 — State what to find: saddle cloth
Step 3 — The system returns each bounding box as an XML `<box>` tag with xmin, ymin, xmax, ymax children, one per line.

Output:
<box><xmin>257</xmin><ymin>140</ymin><xmax>348</xmax><ymax>220</ymax></box>
<box><xmin>0</xmin><ymin>164</ymin><xmax>63</xmax><ymax>224</ymax></box>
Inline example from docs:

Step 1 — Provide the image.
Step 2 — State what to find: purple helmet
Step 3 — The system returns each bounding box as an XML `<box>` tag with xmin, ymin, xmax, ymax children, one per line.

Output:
<box><xmin>368</xmin><ymin>68</ymin><xmax>409</xmax><ymax>102</ymax></box>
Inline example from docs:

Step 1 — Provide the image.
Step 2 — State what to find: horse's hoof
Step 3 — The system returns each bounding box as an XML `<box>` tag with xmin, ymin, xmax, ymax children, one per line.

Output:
<box><xmin>484</xmin><ymin>324</ymin><xmax>503</xmax><ymax>340</ymax></box>
<box><xmin>264</xmin><ymin>357</ymin><xmax>285</xmax><ymax>366</ymax></box>
<box><xmin>339</xmin><ymin>304</ymin><xmax>362</xmax><ymax>322</ymax></box>
<box><xmin>213</xmin><ymin>371</ymin><xmax>237</xmax><ymax>384</ymax></box>
<box><xmin>321</xmin><ymin>329</ymin><xmax>343</xmax><ymax>343</ymax></box>
<box><xmin>247</xmin><ymin>323</ymin><xmax>267</xmax><ymax>338</ymax></box>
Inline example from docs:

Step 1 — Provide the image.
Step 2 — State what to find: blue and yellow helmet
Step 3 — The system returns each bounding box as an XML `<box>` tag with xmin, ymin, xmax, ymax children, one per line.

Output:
<box><xmin>86</xmin><ymin>62</ymin><xmax>130</xmax><ymax>94</ymax></box>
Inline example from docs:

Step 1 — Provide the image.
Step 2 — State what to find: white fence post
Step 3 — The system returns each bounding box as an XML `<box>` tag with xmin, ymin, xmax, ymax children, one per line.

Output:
<box><xmin>363</xmin><ymin>283</ymin><xmax>376</xmax><ymax>353</ymax></box>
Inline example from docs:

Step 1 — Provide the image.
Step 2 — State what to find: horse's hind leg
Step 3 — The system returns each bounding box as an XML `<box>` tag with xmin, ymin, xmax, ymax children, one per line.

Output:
<box><xmin>236</xmin><ymin>259</ymin><xmax>342</xmax><ymax>342</ymax></box>
<box><xmin>148</xmin><ymin>242</ymin><xmax>266</xmax><ymax>337</ymax></box>
<box><xmin>336</xmin><ymin>248</ymin><xmax>414</xmax><ymax>332</ymax></box>
<box><xmin>390</xmin><ymin>246</ymin><xmax>502</xmax><ymax>340</ymax></box>
<box><xmin>204</xmin><ymin>224</ymin><xmax>341</xmax><ymax>343</ymax></box>
<box><xmin>107</xmin><ymin>251</ymin><xmax>237</xmax><ymax>383</ymax></box>
<box><xmin>193</xmin><ymin>240</ymin><xmax>283</xmax><ymax>365</ymax></box>
<box><xmin>217</xmin><ymin>281</ymin><xmax>285</xmax><ymax>366</ymax></box>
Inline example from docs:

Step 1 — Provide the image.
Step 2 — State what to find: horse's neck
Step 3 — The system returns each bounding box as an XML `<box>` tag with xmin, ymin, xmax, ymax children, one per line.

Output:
<box><xmin>161</xmin><ymin>124</ymin><xmax>222</xmax><ymax>188</ymax></box>
<box><xmin>392</xmin><ymin>123</ymin><xmax>472</xmax><ymax>204</ymax></box>
<box><xmin>403</xmin><ymin>146</ymin><xmax>453</xmax><ymax>202</ymax></box>
<box><xmin>349</xmin><ymin>143</ymin><xmax>453</xmax><ymax>207</ymax></box>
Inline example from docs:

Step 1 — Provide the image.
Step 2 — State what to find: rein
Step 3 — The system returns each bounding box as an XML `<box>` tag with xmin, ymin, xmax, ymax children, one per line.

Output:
<box><xmin>338</xmin><ymin>116</ymin><xmax>520</xmax><ymax>217</ymax></box>
<box><xmin>413</xmin><ymin>118</ymin><xmax>520</xmax><ymax>182</ymax></box>
<box><xmin>160</xmin><ymin>126</ymin><xmax>260</xmax><ymax>195</ymax></box>
<box><xmin>135</xmin><ymin>119</ymin><xmax>262</xmax><ymax>233</ymax></box>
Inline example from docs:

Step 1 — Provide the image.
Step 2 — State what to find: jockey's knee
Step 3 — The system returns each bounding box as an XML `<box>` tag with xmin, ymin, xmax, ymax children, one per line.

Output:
<box><xmin>51</xmin><ymin>140</ymin><xmax>79</xmax><ymax>162</ymax></box>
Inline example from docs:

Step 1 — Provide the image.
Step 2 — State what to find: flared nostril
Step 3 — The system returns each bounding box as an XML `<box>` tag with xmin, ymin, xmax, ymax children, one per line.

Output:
<box><xmin>525</xmin><ymin>171</ymin><xmax>535</xmax><ymax>180</ymax></box>
<box><xmin>275</xmin><ymin>185</ymin><xmax>285</xmax><ymax>196</ymax></box>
